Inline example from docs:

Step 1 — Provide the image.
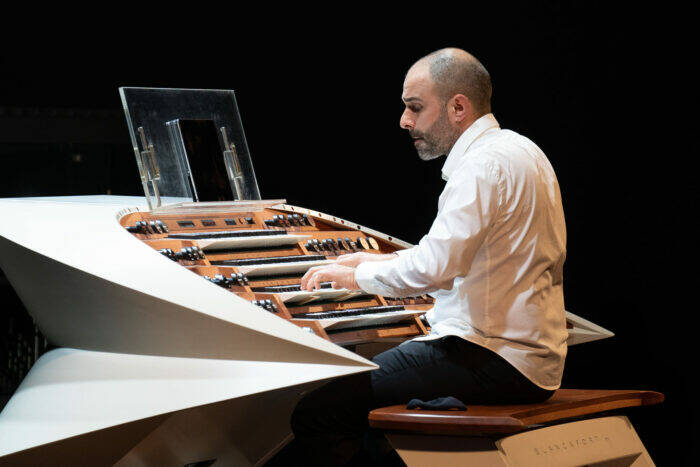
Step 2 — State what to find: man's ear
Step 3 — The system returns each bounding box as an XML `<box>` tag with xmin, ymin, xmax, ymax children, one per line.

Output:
<box><xmin>451</xmin><ymin>94</ymin><xmax>474</xmax><ymax>123</ymax></box>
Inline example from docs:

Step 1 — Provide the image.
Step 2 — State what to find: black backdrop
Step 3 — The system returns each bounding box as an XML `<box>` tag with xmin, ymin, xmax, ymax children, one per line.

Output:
<box><xmin>0</xmin><ymin>5</ymin><xmax>693</xmax><ymax>465</ymax></box>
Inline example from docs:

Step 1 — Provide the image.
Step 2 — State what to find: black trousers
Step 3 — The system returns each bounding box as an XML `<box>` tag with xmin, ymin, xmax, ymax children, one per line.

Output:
<box><xmin>289</xmin><ymin>336</ymin><xmax>554</xmax><ymax>466</ymax></box>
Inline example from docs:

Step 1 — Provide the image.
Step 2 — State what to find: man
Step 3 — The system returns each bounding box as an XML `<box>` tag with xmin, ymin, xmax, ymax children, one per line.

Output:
<box><xmin>292</xmin><ymin>48</ymin><xmax>568</xmax><ymax>466</ymax></box>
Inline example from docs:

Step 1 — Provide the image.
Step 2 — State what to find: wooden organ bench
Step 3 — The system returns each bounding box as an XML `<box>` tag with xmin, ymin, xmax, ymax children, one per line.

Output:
<box><xmin>369</xmin><ymin>389</ymin><xmax>664</xmax><ymax>466</ymax></box>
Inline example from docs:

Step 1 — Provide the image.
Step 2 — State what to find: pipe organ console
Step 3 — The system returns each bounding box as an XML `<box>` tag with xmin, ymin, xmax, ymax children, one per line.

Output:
<box><xmin>0</xmin><ymin>87</ymin><xmax>614</xmax><ymax>466</ymax></box>
<box><xmin>119</xmin><ymin>205</ymin><xmax>434</xmax><ymax>346</ymax></box>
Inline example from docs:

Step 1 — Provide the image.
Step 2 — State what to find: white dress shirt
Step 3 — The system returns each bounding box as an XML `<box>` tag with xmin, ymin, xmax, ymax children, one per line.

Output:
<box><xmin>355</xmin><ymin>113</ymin><xmax>568</xmax><ymax>390</ymax></box>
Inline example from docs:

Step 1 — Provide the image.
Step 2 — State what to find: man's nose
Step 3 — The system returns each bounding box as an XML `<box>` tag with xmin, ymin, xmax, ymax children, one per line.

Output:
<box><xmin>400</xmin><ymin>111</ymin><xmax>414</xmax><ymax>130</ymax></box>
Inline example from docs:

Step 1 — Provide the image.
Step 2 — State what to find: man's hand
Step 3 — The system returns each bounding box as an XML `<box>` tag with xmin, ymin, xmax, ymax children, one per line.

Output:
<box><xmin>335</xmin><ymin>252</ymin><xmax>399</xmax><ymax>268</ymax></box>
<box><xmin>301</xmin><ymin>264</ymin><xmax>360</xmax><ymax>291</ymax></box>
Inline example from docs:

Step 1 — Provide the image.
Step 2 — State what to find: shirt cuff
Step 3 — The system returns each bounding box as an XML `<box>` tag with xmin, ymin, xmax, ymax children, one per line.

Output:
<box><xmin>354</xmin><ymin>258</ymin><xmax>400</xmax><ymax>297</ymax></box>
<box><xmin>394</xmin><ymin>247</ymin><xmax>412</xmax><ymax>258</ymax></box>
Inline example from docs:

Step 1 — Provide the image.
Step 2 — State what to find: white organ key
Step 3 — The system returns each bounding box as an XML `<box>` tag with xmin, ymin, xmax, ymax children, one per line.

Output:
<box><xmin>197</xmin><ymin>234</ymin><xmax>310</xmax><ymax>251</ymax></box>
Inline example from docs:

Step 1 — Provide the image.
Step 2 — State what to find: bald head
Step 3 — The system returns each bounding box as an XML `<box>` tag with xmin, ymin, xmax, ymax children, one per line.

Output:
<box><xmin>400</xmin><ymin>48</ymin><xmax>493</xmax><ymax>160</ymax></box>
<box><xmin>413</xmin><ymin>48</ymin><xmax>492</xmax><ymax>116</ymax></box>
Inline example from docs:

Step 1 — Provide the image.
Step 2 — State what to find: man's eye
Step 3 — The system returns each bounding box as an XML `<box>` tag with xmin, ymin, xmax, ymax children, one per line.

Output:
<box><xmin>409</xmin><ymin>106</ymin><xmax>421</xmax><ymax>113</ymax></box>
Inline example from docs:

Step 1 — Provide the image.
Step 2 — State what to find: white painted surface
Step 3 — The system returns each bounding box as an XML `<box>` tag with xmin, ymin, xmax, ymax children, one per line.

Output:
<box><xmin>0</xmin><ymin>196</ymin><xmax>376</xmax><ymax>463</ymax></box>
<box><xmin>0</xmin><ymin>348</ymin><xmax>365</xmax><ymax>458</ymax></box>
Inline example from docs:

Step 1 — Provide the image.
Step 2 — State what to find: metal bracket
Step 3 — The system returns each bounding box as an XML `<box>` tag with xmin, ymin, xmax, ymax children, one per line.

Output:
<box><xmin>137</xmin><ymin>126</ymin><xmax>161</xmax><ymax>209</ymax></box>
<box><xmin>220</xmin><ymin>127</ymin><xmax>245</xmax><ymax>200</ymax></box>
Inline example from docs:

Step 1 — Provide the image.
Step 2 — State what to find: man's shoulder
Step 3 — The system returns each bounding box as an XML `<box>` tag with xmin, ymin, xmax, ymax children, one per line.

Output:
<box><xmin>473</xmin><ymin>128</ymin><xmax>543</xmax><ymax>157</ymax></box>
<box><xmin>459</xmin><ymin>129</ymin><xmax>551</xmax><ymax>182</ymax></box>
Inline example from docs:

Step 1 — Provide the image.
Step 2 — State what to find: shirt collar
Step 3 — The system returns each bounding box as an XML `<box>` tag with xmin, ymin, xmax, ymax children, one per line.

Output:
<box><xmin>441</xmin><ymin>113</ymin><xmax>500</xmax><ymax>181</ymax></box>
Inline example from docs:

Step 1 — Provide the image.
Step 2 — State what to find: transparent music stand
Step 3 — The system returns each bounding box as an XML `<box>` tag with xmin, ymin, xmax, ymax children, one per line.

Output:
<box><xmin>120</xmin><ymin>87</ymin><xmax>262</xmax><ymax>212</ymax></box>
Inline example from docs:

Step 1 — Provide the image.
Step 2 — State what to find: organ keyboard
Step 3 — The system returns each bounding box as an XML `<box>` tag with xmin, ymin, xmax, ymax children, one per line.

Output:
<box><xmin>120</xmin><ymin>205</ymin><xmax>434</xmax><ymax>346</ymax></box>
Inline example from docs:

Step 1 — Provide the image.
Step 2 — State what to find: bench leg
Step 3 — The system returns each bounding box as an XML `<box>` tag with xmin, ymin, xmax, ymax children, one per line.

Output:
<box><xmin>385</xmin><ymin>434</ymin><xmax>505</xmax><ymax>467</ymax></box>
<box><xmin>385</xmin><ymin>416</ymin><xmax>655</xmax><ymax>466</ymax></box>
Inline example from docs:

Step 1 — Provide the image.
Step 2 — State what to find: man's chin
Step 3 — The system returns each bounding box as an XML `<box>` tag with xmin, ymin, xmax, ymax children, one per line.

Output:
<box><xmin>413</xmin><ymin>139</ymin><xmax>444</xmax><ymax>161</ymax></box>
<box><xmin>417</xmin><ymin>150</ymin><xmax>442</xmax><ymax>161</ymax></box>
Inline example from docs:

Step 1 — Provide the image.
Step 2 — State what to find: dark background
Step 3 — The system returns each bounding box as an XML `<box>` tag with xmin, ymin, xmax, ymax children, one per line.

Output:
<box><xmin>0</xmin><ymin>5</ymin><xmax>693</xmax><ymax>465</ymax></box>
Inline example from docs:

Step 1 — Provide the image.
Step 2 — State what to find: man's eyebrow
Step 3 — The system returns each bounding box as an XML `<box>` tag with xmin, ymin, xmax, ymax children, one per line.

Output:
<box><xmin>402</xmin><ymin>96</ymin><xmax>422</xmax><ymax>103</ymax></box>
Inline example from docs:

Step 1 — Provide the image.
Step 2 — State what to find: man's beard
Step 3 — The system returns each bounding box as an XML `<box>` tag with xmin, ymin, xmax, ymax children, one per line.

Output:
<box><xmin>410</xmin><ymin>110</ymin><xmax>461</xmax><ymax>161</ymax></box>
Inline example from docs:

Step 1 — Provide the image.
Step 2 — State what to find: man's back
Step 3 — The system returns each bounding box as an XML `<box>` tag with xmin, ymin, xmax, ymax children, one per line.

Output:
<box><xmin>420</xmin><ymin>122</ymin><xmax>568</xmax><ymax>390</ymax></box>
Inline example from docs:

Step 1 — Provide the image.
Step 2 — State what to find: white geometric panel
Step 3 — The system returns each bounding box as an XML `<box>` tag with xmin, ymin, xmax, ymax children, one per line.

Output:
<box><xmin>0</xmin><ymin>196</ymin><xmax>376</xmax><ymax>465</ymax></box>
<box><xmin>0</xmin><ymin>348</ymin><xmax>367</xmax><ymax>465</ymax></box>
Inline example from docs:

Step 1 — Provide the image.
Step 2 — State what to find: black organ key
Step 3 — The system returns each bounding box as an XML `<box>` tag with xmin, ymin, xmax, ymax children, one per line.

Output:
<box><xmin>302</xmin><ymin>214</ymin><xmax>310</xmax><ymax>225</ymax></box>
<box><xmin>212</xmin><ymin>254</ymin><xmax>326</xmax><ymax>266</ymax></box>
<box><xmin>295</xmin><ymin>305</ymin><xmax>405</xmax><ymax>319</ymax></box>
<box><xmin>345</xmin><ymin>237</ymin><xmax>357</xmax><ymax>250</ymax></box>
<box><xmin>251</xmin><ymin>281</ymin><xmax>333</xmax><ymax>293</ymax></box>
<box><xmin>357</xmin><ymin>237</ymin><xmax>369</xmax><ymax>250</ymax></box>
<box><xmin>293</xmin><ymin>214</ymin><xmax>302</xmax><ymax>225</ymax></box>
<box><xmin>245</xmin><ymin>217</ymin><xmax>255</xmax><ymax>225</ymax></box>
<box><xmin>337</xmin><ymin>238</ymin><xmax>346</xmax><ymax>250</ymax></box>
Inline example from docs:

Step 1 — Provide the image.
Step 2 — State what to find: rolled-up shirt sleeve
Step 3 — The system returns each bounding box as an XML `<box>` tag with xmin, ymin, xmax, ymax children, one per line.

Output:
<box><xmin>355</xmin><ymin>157</ymin><xmax>502</xmax><ymax>297</ymax></box>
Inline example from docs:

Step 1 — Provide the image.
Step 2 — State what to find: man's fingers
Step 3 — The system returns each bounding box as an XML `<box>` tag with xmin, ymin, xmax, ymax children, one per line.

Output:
<box><xmin>300</xmin><ymin>270</ymin><xmax>311</xmax><ymax>290</ymax></box>
<box><xmin>335</xmin><ymin>253</ymin><xmax>358</xmax><ymax>267</ymax></box>
<box><xmin>311</xmin><ymin>272</ymin><xmax>324</xmax><ymax>291</ymax></box>
<box><xmin>301</xmin><ymin>266</ymin><xmax>322</xmax><ymax>290</ymax></box>
<box><xmin>303</xmin><ymin>268</ymin><xmax>325</xmax><ymax>291</ymax></box>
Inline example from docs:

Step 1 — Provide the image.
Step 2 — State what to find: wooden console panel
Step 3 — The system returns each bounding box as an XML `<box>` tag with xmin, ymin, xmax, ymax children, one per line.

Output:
<box><xmin>120</xmin><ymin>206</ymin><xmax>433</xmax><ymax>346</ymax></box>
